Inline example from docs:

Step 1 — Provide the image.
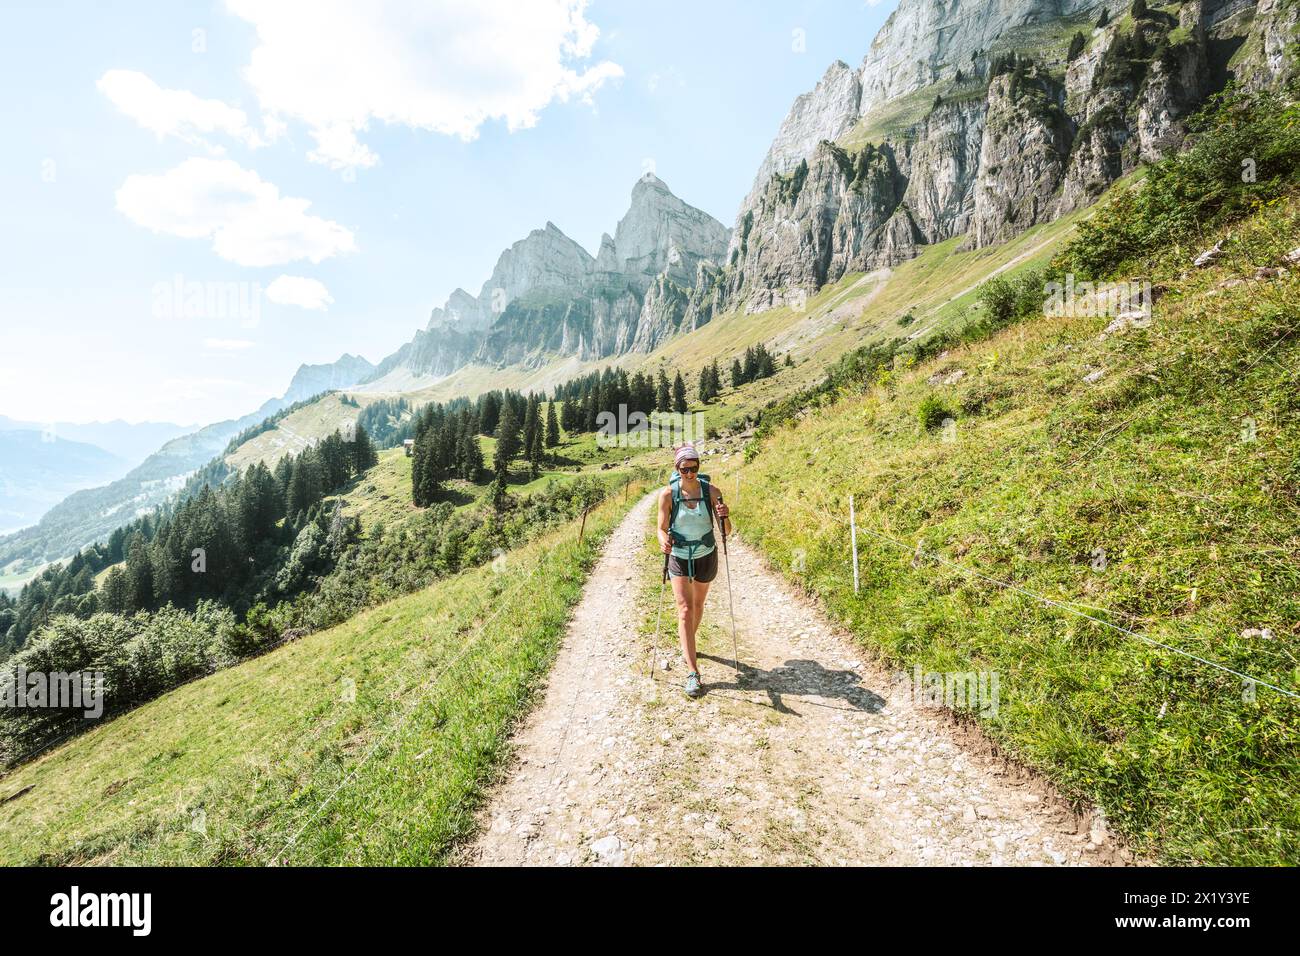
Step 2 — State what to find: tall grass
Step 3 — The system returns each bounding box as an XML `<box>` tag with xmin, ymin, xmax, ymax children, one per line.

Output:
<box><xmin>0</xmin><ymin>481</ymin><xmax>650</xmax><ymax>865</ymax></box>
<box><xmin>711</xmin><ymin>191</ymin><xmax>1300</xmax><ymax>864</ymax></box>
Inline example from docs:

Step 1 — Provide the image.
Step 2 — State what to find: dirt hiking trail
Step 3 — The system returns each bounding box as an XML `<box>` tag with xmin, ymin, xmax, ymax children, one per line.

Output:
<box><xmin>465</xmin><ymin>492</ymin><xmax>1123</xmax><ymax>866</ymax></box>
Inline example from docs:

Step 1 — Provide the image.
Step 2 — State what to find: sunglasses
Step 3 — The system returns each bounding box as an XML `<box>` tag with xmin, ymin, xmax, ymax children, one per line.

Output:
<box><xmin>677</xmin><ymin>464</ymin><xmax>699</xmax><ymax>474</ymax></box>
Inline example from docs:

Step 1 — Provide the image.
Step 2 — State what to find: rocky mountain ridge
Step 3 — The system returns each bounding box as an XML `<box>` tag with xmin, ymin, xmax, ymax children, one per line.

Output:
<box><xmin>369</xmin><ymin>0</ymin><xmax>1296</xmax><ymax>385</ymax></box>
<box><xmin>718</xmin><ymin>0</ymin><xmax>1293</xmax><ymax>314</ymax></box>
<box><xmin>366</xmin><ymin>173</ymin><xmax>730</xmax><ymax>384</ymax></box>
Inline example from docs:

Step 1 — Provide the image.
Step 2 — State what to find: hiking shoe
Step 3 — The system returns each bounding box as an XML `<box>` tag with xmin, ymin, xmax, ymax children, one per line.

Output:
<box><xmin>684</xmin><ymin>671</ymin><xmax>702</xmax><ymax>697</ymax></box>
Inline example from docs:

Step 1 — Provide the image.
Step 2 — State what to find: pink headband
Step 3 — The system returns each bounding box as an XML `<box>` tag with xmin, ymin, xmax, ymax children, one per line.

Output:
<box><xmin>674</xmin><ymin>444</ymin><xmax>699</xmax><ymax>468</ymax></box>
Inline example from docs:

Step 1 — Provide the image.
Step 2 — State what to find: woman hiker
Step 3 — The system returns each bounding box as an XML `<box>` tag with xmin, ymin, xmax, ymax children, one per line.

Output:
<box><xmin>658</xmin><ymin>443</ymin><xmax>731</xmax><ymax>697</ymax></box>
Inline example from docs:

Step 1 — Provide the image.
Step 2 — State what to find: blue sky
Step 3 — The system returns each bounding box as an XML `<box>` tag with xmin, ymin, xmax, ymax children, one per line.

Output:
<box><xmin>0</xmin><ymin>0</ymin><xmax>895</xmax><ymax>427</ymax></box>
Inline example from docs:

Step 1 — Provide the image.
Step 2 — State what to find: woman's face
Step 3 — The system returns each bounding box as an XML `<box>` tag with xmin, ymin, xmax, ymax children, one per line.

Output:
<box><xmin>678</xmin><ymin>459</ymin><xmax>700</xmax><ymax>476</ymax></box>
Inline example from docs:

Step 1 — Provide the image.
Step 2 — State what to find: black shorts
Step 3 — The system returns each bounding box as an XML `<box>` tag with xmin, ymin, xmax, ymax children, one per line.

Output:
<box><xmin>667</xmin><ymin>548</ymin><xmax>718</xmax><ymax>582</ymax></box>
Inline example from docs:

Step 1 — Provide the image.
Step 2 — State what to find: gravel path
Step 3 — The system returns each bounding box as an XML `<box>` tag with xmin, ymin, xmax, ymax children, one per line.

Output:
<box><xmin>465</xmin><ymin>492</ymin><xmax>1122</xmax><ymax>866</ymax></box>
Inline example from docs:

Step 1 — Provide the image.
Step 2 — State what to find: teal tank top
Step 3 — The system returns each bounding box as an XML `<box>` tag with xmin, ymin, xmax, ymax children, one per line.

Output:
<box><xmin>670</xmin><ymin>485</ymin><xmax>715</xmax><ymax>561</ymax></box>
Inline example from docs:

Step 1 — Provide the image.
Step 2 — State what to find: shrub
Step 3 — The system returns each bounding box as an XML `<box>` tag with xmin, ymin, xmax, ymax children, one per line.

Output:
<box><xmin>917</xmin><ymin>395</ymin><xmax>954</xmax><ymax>432</ymax></box>
<box><xmin>1055</xmin><ymin>87</ymin><xmax>1300</xmax><ymax>280</ymax></box>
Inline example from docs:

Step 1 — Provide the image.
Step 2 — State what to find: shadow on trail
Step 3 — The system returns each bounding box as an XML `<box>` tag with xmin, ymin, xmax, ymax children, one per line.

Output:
<box><xmin>696</xmin><ymin>653</ymin><xmax>886</xmax><ymax>717</ymax></box>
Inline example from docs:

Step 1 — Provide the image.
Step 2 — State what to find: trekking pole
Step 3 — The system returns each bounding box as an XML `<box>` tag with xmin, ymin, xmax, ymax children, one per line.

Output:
<box><xmin>718</xmin><ymin>493</ymin><xmax>739</xmax><ymax>672</ymax></box>
<box><xmin>648</xmin><ymin>551</ymin><xmax>669</xmax><ymax>679</ymax></box>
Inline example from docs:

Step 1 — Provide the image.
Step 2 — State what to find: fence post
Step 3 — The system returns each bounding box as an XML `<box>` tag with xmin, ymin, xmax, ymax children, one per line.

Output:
<box><xmin>579</xmin><ymin>505</ymin><xmax>589</xmax><ymax>545</ymax></box>
<box><xmin>849</xmin><ymin>494</ymin><xmax>860</xmax><ymax>595</ymax></box>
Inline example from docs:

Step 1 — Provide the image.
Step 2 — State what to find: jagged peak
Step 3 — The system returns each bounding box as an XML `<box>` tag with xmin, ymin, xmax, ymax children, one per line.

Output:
<box><xmin>291</xmin><ymin>352</ymin><xmax>373</xmax><ymax>374</ymax></box>
<box><xmin>633</xmin><ymin>170</ymin><xmax>669</xmax><ymax>191</ymax></box>
<box><xmin>821</xmin><ymin>59</ymin><xmax>854</xmax><ymax>80</ymax></box>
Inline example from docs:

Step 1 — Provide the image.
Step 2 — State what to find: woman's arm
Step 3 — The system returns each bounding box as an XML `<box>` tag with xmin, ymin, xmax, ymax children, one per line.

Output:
<box><xmin>657</xmin><ymin>488</ymin><xmax>673</xmax><ymax>554</ymax></box>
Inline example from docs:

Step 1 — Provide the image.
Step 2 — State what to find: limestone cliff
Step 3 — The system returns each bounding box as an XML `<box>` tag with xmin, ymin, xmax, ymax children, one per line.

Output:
<box><xmin>717</xmin><ymin>0</ymin><xmax>1288</xmax><ymax>315</ymax></box>
<box><xmin>368</xmin><ymin>174</ymin><xmax>729</xmax><ymax>382</ymax></box>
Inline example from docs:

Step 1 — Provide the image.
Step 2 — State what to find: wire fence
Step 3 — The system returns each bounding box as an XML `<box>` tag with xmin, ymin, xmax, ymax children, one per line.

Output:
<box><xmin>745</xmin><ymin>477</ymin><xmax>1299</xmax><ymax>703</ymax></box>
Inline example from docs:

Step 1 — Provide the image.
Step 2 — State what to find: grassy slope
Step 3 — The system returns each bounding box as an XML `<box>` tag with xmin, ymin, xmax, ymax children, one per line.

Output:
<box><xmin>706</xmin><ymin>198</ymin><xmax>1300</xmax><ymax>865</ymax></box>
<box><xmin>224</xmin><ymin>392</ymin><xmax>391</xmax><ymax>471</ymax></box>
<box><xmin>0</xmin><ymin>480</ymin><xmax>648</xmax><ymax>865</ymax></box>
<box><xmin>220</xmin><ymin>196</ymin><xmax>1085</xmax><ymax>476</ymax></box>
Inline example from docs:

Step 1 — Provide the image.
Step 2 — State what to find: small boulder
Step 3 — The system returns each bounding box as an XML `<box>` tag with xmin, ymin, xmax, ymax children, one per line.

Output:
<box><xmin>589</xmin><ymin>835</ymin><xmax>623</xmax><ymax>864</ymax></box>
<box><xmin>1194</xmin><ymin>240</ymin><xmax>1224</xmax><ymax>268</ymax></box>
<box><xmin>1099</xmin><ymin>309</ymin><xmax>1151</xmax><ymax>340</ymax></box>
<box><xmin>1241</xmin><ymin>627</ymin><xmax>1275</xmax><ymax>641</ymax></box>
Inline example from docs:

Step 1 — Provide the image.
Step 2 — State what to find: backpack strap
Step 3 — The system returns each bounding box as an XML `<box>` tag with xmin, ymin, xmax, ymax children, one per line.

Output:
<box><xmin>700</xmin><ymin>476</ymin><xmax>715</xmax><ymax>533</ymax></box>
<box><xmin>667</xmin><ymin>473</ymin><xmax>716</xmax><ymax>567</ymax></box>
<box><xmin>668</xmin><ymin>472</ymin><xmax>683</xmax><ymax>531</ymax></box>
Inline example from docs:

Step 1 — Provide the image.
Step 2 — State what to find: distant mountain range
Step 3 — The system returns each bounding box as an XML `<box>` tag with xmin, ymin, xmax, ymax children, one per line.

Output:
<box><xmin>0</xmin><ymin>416</ymin><xmax>194</xmax><ymax>466</ymax></box>
<box><xmin>0</xmin><ymin>354</ymin><xmax>375</xmax><ymax>574</ymax></box>
<box><xmin>359</xmin><ymin>172</ymin><xmax>730</xmax><ymax>389</ymax></box>
<box><xmin>0</xmin><ymin>416</ymin><xmax>197</xmax><ymax>536</ymax></box>
<box><xmin>0</xmin><ymin>431</ymin><xmax>125</xmax><ymax>536</ymax></box>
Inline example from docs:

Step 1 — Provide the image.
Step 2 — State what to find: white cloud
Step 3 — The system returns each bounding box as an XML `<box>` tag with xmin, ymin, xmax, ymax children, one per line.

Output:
<box><xmin>225</xmin><ymin>0</ymin><xmax>623</xmax><ymax>169</ymax></box>
<box><xmin>203</xmin><ymin>337</ymin><xmax>255</xmax><ymax>350</ymax></box>
<box><xmin>115</xmin><ymin>158</ymin><xmax>357</xmax><ymax>267</ymax></box>
<box><xmin>98</xmin><ymin>69</ymin><xmax>265</xmax><ymax>151</ymax></box>
<box><xmin>266</xmin><ymin>275</ymin><xmax>334</xmax><ymax>310</ymax></box>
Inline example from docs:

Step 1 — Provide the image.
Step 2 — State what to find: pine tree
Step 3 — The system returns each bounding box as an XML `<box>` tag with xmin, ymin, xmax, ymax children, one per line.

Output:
<box><xmin>698</xmin><ymin>361</ymin><xmax>722</xmax><ymax>403</ymax></box>
<box><xmin>478</xmin><ymin>391</ymin><xmax>501</xmax><ymax>435</ymax></box>
<box><xmin>522</xmin><ymin>394</ymin><xmax>540</xmax><ymax>465</ymax></box>
<box><xmin>545</xmin><ymin>400</ymin><xmax>560</xmax><ymax>448</ymax></box>
<box><xmin>411</xmin><ymin>420</ymin><xmax>428</xmax><ymax>506</ymax></box>
<box><xmin>285</xmin><ymin>459</ymin><xmax>311</xmax><ymax>524</ymax></box>
<box><xmin>630</xmin><ymin>371</ymin><xmax>655</xmax><ymax>416</ymax></box>
<box><xmin>494</xmin><ymin>398</ymin><xmax>522</xmax><ymax>488</ymax></box>
<box><xmin>460</xmin><ymin>430</ymin><xmax>484</xmax><ymax>481</ymax></box>
<box><xmin>1067</xmin><ymin>31</ymin><xmax>1086</xmax><ymax>62</ymax></box>
<box><xmin>731</xmin><ymin>358</ymin><xmax>744</xmax><ymax>389</ymax></box>
<box><xmin>656</xmin><ymin>369</ymin><xmax>671</xmax><ymax>412</ymax></box>
<box><xmin>419</xmin><ymin>440</ymin><xmax>441</xmax><ymax>503</ymax></box>
<box><xmin>672</xmin><ymin>371</ymin><xmax>687</xmax><ymax>414</ymax></box>
<box><xmin>101</xmin><ymin>566</ymin><xmax>130</xmax><ymax>614</ymax></box>
<box><xmin>125</xmin><ymin>533</ymin><xmax>153</xmax><ymax>612</ymax></box>
<box><xmin>351</xmin><ymin>423</ymin><xmax>378</xmax><ymax>474</ymax></box>
<box><xmin>528</xmin><ymin>420</ymin><xmax>543</xmax><ymax>480</ymax></box>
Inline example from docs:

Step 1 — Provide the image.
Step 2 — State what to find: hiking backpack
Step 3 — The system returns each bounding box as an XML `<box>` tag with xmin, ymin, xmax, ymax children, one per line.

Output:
<box><xmin>668</xmin><ymin>471</ymin><xmax>716</xmax><ymax>567</ymax></box>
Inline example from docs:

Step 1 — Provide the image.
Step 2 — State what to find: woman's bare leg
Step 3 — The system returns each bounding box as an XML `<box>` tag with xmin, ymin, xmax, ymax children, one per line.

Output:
<box><xmin>690</xmin><ymin>579</ymin><xmax>711</xmax><ymax>638</ymax></box>
<box><xmin>672</xmin><ymin>573</ymin><xmax>699</xmax><ymax>673</ymax></box>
